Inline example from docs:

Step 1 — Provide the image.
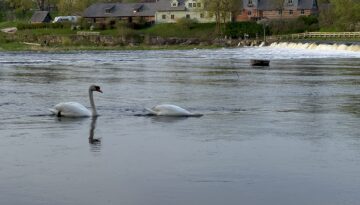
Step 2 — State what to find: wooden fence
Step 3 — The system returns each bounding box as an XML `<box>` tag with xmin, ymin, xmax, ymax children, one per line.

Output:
<box><xmin>270</xmin><ymin>32</ymin><xmax>360</xmax><ymax>40</ymax></box>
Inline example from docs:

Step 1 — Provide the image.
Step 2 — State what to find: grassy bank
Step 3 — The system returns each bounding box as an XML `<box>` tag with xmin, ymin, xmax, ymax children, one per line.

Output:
<box><xmin>0</xmin><ymin>21</ymin><xmax>266</xmax><ymax>51</ymax></box>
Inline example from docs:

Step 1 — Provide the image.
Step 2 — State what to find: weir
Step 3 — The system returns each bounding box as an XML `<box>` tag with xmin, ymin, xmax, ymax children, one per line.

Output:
<box><xmin>269</xmin><ymin>42</ymin><xmax>360</xmax><ymax>52</ymax></box>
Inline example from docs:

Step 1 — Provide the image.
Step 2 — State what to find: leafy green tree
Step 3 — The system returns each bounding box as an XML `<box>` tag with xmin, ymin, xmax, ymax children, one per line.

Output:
<box><xmin>319</xmin><ymin>0</ymin><xmax>360</xmax><ymax>31</ymax></box>
<box><xmin>204</xmin><ymin>0</ymin><xmax>242</xmax><ymax>36</ymax></box>
<box><xmin>5</xmin><ymin>0</ymin><xmax>34</xmax><ymax>19</ymax></box>
<box><xmin>57</xmin><ymin>0</ymin><xmax>97</xmax><ymax>15</ymax></box>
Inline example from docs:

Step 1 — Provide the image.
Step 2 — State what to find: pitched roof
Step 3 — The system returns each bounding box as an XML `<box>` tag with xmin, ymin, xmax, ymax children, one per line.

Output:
<box><xmin>244</xmin><ymin>0</ymin><xmax>318</xmax><ymax>10</ymax></box>
<box><xmin>298</xmin><ymin>0</ymin><xmax>318</xmax><ymax>9</ymax></box>
<box><xmin>156</xmin><ymin>0</ymin><xmax>186</xmax><ymax>11</ymax></box>
<box><xmin>30</xmin><ymin>11</ymin><xmax>51</xmax><ymax>23</ymax></box>
<box><xmin>83</xmin><ymin>2</ymin><xmax>157</xmax><ymax>18</ymax></box>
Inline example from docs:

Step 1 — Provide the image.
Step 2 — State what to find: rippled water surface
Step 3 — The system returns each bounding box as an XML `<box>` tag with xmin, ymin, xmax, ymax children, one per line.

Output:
<box><xmin>1</xmin><ymin>47</ymin><xmax>360</xmax><ymax>205</ymax></box>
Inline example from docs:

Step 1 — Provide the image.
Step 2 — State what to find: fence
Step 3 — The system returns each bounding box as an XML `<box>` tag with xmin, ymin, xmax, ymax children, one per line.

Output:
<box><xmin>271</xmin><ymin>32</ymin><xmax>360</xmax><ymax>40</ymax></box>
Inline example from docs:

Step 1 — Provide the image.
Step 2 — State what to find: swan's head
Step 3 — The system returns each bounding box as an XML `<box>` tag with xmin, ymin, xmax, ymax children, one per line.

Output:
<box><xmin>90</xmin><ymin>85</ymin><xmax>103</xmax><ymax>93</ymax></box>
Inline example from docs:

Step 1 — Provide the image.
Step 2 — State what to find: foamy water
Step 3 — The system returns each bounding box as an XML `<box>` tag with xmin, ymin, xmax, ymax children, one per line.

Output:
<box><xmin>270</xmin><ymin>42</ymin><xmax>360</xmax><ymax>52</ymax></box>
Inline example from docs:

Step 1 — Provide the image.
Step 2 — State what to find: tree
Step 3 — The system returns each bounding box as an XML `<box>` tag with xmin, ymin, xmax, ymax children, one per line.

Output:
<box><xmin>319</xmin><ymin>0</ymin><xmax>360</xmax><ymax>31</ymax></box>
<box><xmin>34</xmin><ymin>0</ymin><xmax>45</xmax><ymax>10</ymax></box>
<box><xmin>204</xmin><ymin>0</ymin><xmax>242</xmax><ymax>36</ymax></box>
<box><xmin>5</xmin><ymin>0</ymin><xmax>34</xmax><ymax>19</ymax></box>
<box><xmin>57</xmin><ymin>0</ymin><xmax>96</xmax><ymax>15</ymax></box>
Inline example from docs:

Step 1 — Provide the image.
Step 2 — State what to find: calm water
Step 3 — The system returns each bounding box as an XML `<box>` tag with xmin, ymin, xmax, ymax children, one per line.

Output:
<box><xmin>1</xmin><ymin>47</ymin><xmax>360</xmax><ymax>205</ymax></box>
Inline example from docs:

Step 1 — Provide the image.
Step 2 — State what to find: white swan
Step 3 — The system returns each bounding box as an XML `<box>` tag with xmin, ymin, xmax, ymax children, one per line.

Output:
<box><xmin>146</xmin><ymin>104</ymin><xmax>202</xmax><ymax>117</ymax></box>
<box><xmin>49</xmin><ymin>85</ymin><xmax>102</xmax><ymax>117</ymax></box>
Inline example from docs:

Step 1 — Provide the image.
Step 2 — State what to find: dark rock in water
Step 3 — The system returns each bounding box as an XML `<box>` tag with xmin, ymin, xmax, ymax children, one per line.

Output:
<box><xmin>251</xmin><ymin>59</ymin><xmax>270</xmax><ymax>66</ymax></box>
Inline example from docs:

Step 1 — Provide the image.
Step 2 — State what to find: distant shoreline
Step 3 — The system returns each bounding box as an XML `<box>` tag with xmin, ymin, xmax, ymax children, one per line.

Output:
<box><xmin>0</xmin><ymin>36</ymin><xmax>359</xmax><ymax>52</ymax></box>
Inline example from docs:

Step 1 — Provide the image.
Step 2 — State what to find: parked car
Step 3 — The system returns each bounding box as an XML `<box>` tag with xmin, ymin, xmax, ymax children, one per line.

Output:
<box><xmin>53</xmin><ymin>16</ymin><xmax>80</xmax><ymax>23</ymax></box>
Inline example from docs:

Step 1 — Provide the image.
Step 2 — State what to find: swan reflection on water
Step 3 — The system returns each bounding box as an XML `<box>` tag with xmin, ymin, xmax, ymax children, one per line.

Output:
<box><xmin>89</xmin><ymin>117</ymin><xmax>101</xmax><ymax>152</ymax></box>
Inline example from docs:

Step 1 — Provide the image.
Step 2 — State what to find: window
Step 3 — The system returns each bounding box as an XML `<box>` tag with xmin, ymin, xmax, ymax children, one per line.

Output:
<box><xmin>301</xmin><ymin>9</ymin><xmax>304</xmax><ymax>14</ymax></box>
<box><xmin>105</xmin><ymin>6</ymin><xmax>115</xmax><ymax>14</ymax></box>
<box><xmin>289</xmin><ymin>10</ymin><xmax>293</xmax><ymax>14</ymax></box>
<box><xmin>193</xmin><ymin>3</ymin><xmax>196</xmax><ymax>7</ymax></box>
<box><xmin>188</xmin><ymin>3</ymin><xmax>192</xmax><ymax>7</ymax></box>
<box><xmin>288</xmin><ymin>0</ymin><xmax>293</xmax><ymax>3</ymax></box>
<box><xmin>162</xmin><ymin>14</ymin><xmax>166</xmax><ymax>19</ymax></box>
<box><xmin>278</xmin><ymin>10</ymin><xmax>282</xmax><ymax>15</ymax></box>
<box><xmin>186</xmin><ymin>14</ymin><xmax>190</xmax><ymax>19</ymax></box>
<box><xmin>247</xmin><ymin>11</ymin><xmax>252</xmax><ymax>16</ymax></box>
<box><xmin>171</xmin><ymin>0</ymin><xmax>178</xmax><ymax>7</ymax></box>
<box><xmin>200</xmin><ymin>13</ymin><xmax>204</xmax><ymax>18</ymax></box>
<box><xmin>248</xmin><ymin>0</ymin><xmax>253</xmax><ymax>4</ymax></box>
<box><xmin>171</xmin><ymin>14</ymin><xmax>174</xmax><ymax>19</ymax></box>
<box><xmin>197</xmin><ymin>3</ymin><xmax>201</xmax><ymax>7</ymax></box>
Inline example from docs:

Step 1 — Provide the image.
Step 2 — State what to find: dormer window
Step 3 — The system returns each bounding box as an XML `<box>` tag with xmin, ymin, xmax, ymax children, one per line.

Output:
<box><xmin>171</xmin><ymin>0</ymin><xmax>178</xmax><ymax>7</ymax></box>
<box><xmin>105</xmin><ymin>5</ymin><xmax>115</xmax><ymax>14</ymax></box>
<box><xmin>133</xmin><ymin>4</ymin><xmax>143</xmax><ymax>13</ymax></box>
<box><xmin>248</xmin><ymin>0</ymin><xmax>253</xmax><ymax>7</ymax></box>
<box><xmin>288</xmin><ymin>0</ymin><xmax>293</xmax><ymax>5</ymax></box>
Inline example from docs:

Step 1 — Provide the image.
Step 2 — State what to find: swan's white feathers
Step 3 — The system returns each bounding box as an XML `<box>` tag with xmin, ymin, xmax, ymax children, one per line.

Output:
<box><xmin>51</xmin><ymin>102</ymin><xmax>91</xmax><ymax>117</ymax></box>
<box><xmin>146</xmin><ymin>104</ymin><xmax>201</xmax><ymax>116</ymax></box>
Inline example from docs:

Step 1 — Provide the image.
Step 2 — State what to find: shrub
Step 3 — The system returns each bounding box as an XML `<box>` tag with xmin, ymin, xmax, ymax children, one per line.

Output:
<box><xmin>17</xmin><ymin>22</ymin><xmax>71</xmax><ymax>30</ymax></box>
<box><xmin>116</xmin><ymin>21</ymin><xmax>136</xmax><ymax>38</ymax></box>
<box><xmin>176</xmin><ymin>18</ymin><xmax>198</xmax><ymax>29</ymax></box>
<box><xmin>269</xmin><ymin>16</ymin><xmax>319</xmax><ymax>35</ymax></box>
<box><xmin>224</xmin><ymin>22</ymin><xmax>264</xmax><ymax>39</ymax></box>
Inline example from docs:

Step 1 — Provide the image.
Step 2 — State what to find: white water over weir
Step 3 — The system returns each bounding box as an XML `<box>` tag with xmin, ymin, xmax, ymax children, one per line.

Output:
<box><xmin>270</xmin><ymin>42</ymin><xmax>360</xmax><ymax>52</ymax></box>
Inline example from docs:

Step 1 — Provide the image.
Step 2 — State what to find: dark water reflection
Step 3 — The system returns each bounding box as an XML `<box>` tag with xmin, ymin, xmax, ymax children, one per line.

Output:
<box><xmin>88</xmin><ymin>117</ymin><xmax>101</xmax><ymax>152</ymax></box>
<box><xmin>1</xmin><ymin>48</ymin><xmax>360</xmax><ymax>205</ymax></box>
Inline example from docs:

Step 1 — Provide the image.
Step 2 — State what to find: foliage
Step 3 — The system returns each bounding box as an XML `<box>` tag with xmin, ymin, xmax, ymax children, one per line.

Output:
<box><xmin>176</xmin><ymin>18</ymin><xmax>198</xmax><ymax>29</ymax></box>
<box><xmin>17</xmin><ymin>22</ymin><xmax>72</xmax><ymax>30</ymax></box>
<box><xmin>203</xmin><ymin>0</ymin><xmax>242</xmax><ymax>35</ymax></box>
<box><xmin>56</xmin><ymin>0</ymin><xmax>97</xmax><ymax>15</ymax></box>
<box><xmin>319</xmin><ymin>0</ymin><xmax>360</xmax><ymax>31</ymax></box>
<box><xmin>142</xmin><ymin>23</ymin><xmax>216</xmax><ymax>39</ymax></box>
<box><xmin>224</xmin><ymin>22</ymin><xmax>263</xmax><ymax>38</ymax></box>
<box><xmin>115</xmin><ymin>21</ymin><xmax>137</xmax><ymax>38</ymax></box>
<box><xmin>269</xmin><ymin>16</ymin><xmax>319</xmax><ymax>35</ymax></box>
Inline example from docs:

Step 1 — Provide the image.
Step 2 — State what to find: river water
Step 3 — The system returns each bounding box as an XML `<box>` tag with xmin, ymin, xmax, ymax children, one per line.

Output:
<box><xmin>1</xmin><ymin>47</ymin><xmax>360</xmax><ymax>205</ymax></box>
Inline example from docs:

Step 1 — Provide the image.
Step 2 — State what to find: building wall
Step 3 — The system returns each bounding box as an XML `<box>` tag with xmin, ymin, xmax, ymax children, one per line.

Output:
<box><xmin>237</xmin><ymin>9</ymin><xmax>315</xmax><ymax>21</ymax></box>
<box><xmin>155</xmin><ymin>11</ymin><xmax>218</xmax><ymax>23</ymax></box>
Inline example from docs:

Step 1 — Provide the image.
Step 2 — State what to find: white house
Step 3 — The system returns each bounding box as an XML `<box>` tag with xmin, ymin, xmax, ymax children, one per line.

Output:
<box><xmin>155</xmin><ymin>0</ymin><xmax>225</xmax><ymax>23</ymax></box>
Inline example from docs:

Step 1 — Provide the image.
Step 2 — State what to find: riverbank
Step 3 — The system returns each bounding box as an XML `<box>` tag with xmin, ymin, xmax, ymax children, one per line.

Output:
<box><xmin>0</xmin><ymin>33</ymin><xmax>264</xmax><ymax>51</ymax></box>
<box><xmin>1</xmin><ymin>30</ymin><xmax>359</xmax><ymax>52</ymax></box>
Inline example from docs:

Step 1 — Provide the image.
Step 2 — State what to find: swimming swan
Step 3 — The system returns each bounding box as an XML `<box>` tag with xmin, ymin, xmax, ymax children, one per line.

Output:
<box><xmin>49</xmin><ymin>85</ymin><xmax>102</xmax><ymax>117</ymax></box>
<box><xmin>146</xmin><ymin>104</ymin><xmax>202</xmax><ymax>117</ymax></box>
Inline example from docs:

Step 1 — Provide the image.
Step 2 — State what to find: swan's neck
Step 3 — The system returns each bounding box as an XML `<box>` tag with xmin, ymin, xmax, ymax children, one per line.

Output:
<box><xmin>89</xmin><ymin>90</ymin><xmax>97</xmax><ymax>116</ymax></box>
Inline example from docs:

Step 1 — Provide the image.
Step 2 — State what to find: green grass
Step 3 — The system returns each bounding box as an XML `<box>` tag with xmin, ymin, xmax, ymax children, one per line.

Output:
<box><xmin>0</xmin><ymin>41</ymin><xmax>30</xmax><ymax>51</ymax></box>
<box><xmin>142</xmin><ymin>23</ymin><xmax>217</xmax><ymax>39</ymax></box>
<box><xmin>0</xmin><ymin>20</ymin><xmax>28</xmax><ymax>29</ymax></box>
<box><xmin>18</xmin><ymin>28</ymin><xmax>77</xmax><ymax>35</ymax></box>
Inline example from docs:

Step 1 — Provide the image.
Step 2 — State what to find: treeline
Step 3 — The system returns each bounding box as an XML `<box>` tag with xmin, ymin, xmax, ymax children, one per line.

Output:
<box><xmin>318</xmin><ymin>0</ymin><xmax>360</xmax><ymax>31</ymax></box>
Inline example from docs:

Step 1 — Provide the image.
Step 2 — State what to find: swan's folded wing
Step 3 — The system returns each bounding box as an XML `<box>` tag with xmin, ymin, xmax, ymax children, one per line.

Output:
<box><xmin>54</xmin><ymin>102</ymin><xmax>91</xmax><ymax>117</ymax></box>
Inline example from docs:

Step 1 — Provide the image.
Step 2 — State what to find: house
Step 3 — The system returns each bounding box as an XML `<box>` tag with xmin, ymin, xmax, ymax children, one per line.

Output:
<box><xmin>83</xmin><ymin>0</ymin><xmax>229</xmax><ymax>24</ymax></box>
<box><xmin>155</xmin><ymin>0</ymin><xmax>224</xmax><ymax>23</ymax></box>
<box><xmin>83</xmin><ymin>2</ymin><xmax>157</xmax><ymax>24</ymax></box>
<box><xmin>30</xmin><ymin>11</ymin><xmax>52</xmax><ymax>23</ymax></box>
<box><xmin>237</xmin><ymin>0</ymin><xmax>318</xmax><ymax>21</ymax></box>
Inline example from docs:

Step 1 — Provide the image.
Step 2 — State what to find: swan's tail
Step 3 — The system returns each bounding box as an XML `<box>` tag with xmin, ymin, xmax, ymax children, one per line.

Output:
<box><xmin>49</xmin><ymin>108</ymin><xmax>59</xmax><ymax>116</ymax></box>
<box><xmin>145</xmin><ymin>108</ymin><xmax>157</xmax><ymax>115</ymax></box>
